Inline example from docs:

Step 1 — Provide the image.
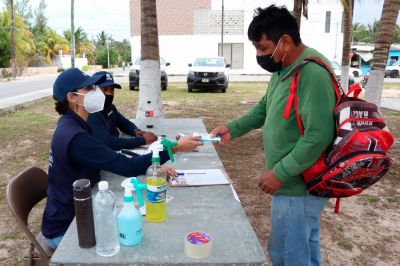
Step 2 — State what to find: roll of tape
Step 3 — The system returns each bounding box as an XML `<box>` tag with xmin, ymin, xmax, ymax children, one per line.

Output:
<box><xmin>184</xmin><ymin>231</ymin><xmax>212</xmax><ymax>259</ymax></box>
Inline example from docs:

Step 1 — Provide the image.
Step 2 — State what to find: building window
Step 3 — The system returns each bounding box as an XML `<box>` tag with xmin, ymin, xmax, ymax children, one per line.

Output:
<box><xmin>218</xmin><ymin>43</ymin><xmax>244</xmax><ymax>69</ymax></box>
<box><xmin>325</xmin><ymin>11</ymin><xmax>331</xmax><ymax>33</ymax></box>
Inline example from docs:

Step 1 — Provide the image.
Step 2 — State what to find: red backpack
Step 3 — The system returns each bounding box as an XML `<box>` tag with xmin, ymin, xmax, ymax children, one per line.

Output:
<box><xmin>281</xmin><ymin>56</ymin><xmax>395</xmax><ymax>213</ymax></box>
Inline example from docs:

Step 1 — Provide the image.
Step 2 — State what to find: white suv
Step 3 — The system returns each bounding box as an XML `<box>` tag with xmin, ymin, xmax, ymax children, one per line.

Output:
<box><xmin>129</xmin><ymin>57</ymin><xmax>170</xmax><ymax>90</ymax></box>
<box><xmin>385</xmin><ymin>60</ymin><xmax>400</xmax><ymax>78</ymax></box>
<box><xmin>187</xmin><ymin>57</ymin><xmax>230</xmax><ymax>93</ymax></box>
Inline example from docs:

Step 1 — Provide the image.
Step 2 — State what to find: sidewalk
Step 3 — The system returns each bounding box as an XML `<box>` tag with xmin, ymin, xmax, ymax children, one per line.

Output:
<box><xmin>380</xmin><ymin>98</ymin><xmax>400</xmax><ymax>111</ymax></box>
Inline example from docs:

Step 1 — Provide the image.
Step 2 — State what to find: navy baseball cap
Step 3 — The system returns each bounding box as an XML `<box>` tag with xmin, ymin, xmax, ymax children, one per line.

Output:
<box><xmin>93</xmin><ymin>71</ymin><xmax>121</xmax><ymax>89</ymax></box>
<box><xmin>53</xmin><ymin>68</ymin><xmax>107</xmax><ymax>101</ymax></box>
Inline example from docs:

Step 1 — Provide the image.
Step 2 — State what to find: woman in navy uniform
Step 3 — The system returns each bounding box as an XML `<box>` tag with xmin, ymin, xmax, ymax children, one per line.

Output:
<box><xmin>42</xmin><ymin>68</ymin><xmax>202</xmax><ymax>249</ymax></box>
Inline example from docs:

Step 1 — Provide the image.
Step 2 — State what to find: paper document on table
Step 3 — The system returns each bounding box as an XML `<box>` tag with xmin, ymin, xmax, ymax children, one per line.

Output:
<box><xmin>170</xmin><ymin>169</ymin><xmax>230</xmax><ymax>186</ymax></box>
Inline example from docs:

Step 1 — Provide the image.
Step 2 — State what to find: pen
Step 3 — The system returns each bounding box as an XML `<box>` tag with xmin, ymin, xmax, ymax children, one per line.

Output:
<box><xmin>177</xmin><ymin>172</ymin><xmax>206</xmax><ymax>175</ymax></box>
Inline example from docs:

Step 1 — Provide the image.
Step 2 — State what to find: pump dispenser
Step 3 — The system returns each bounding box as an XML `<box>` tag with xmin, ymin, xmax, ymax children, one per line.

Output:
<box><xmin>145</xmin><ymin>145</ymin><xmax>167</xmax><ymax>222</ymax></box>
<box><xmin>117</xmin><ymin>182</ymin><xmax>142</xmax><ymax>246</ymax></box>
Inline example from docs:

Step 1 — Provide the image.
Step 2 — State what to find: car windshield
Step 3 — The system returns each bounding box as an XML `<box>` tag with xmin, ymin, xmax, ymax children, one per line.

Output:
<box><xmin>134</xmin><ymin>58</ymin><xmax>166</xmax><ymax>65</ymax></box>
<box><xmin>330</xmin><ymin>61</ymin><xmax>341</xmax><ymax>70</ymax></box>
<box><xmin>194</xmin><ymin>58</ymin><xmax>224</xmax><ymax>67</ymax></box>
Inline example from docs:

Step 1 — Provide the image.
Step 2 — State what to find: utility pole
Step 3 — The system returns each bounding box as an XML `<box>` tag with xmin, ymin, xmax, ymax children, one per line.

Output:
<box><xmin>71</xmin><ymin>0</ymin><xmax>75</xmax><ymax>68</ymax></box>
<box><xmin>10</xmin><ymin>0</ymin><xmax>16</xmax><ymax>80</ymax></box>
<box><xmin>106</xmin><ymin>37</ymin><xmax>110</xmax><ymax>69</ymax></box>
<box><xmin>220</xmin><ymin>0</ymin><xmax>224</xmax><ymax>57</ymax></box>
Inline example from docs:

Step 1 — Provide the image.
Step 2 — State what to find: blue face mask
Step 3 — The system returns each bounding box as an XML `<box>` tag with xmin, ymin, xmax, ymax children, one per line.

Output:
<box><xmin>256</xmin><ymin>38</ymin><xmax>285</xmax><ymax>72</ymax></box>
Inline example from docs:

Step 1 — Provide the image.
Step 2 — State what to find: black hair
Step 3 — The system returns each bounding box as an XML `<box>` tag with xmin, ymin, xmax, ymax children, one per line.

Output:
<box><xmin>54</xmin><ymin>96</ymin><xmax>69</xmax><ymax>115</ymax></box>
<box><xmin>248</xmin><ymin>5</ymin><xmax>301</xmax><ymax>45</ymax></box>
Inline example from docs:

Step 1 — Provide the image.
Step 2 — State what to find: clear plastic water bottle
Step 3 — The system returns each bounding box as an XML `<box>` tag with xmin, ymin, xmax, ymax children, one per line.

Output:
<box><xmin>94</xmin><ymin>181</ymin><xmax>120</xmax><ymax>257</ymax></box>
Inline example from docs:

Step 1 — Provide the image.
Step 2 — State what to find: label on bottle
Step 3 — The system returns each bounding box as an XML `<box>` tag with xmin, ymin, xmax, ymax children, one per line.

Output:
<box><xmin>146</xmin><ymin>184</ymin><xmax>166</xmax><ymax>203</ymax></box>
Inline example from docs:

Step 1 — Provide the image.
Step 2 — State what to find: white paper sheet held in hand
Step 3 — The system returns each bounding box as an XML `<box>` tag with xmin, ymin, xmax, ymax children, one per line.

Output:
<box><xmin>171</xmin><ymin>169</ymin><xmax>229</xmax><ymax>186</ymax></box>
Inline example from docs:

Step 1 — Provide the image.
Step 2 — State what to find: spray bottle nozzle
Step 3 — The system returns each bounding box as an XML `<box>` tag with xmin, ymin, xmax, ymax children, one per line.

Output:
<box><xmin>130</xmin><ymin>177</ymin><xmax>146</xmax><ymax>207</ymax></box>
<box><xmin>122</xmin><ymin>182</ymin><xmax>134</xmax><ymax>203</ymax></box>
<box><xmin>161</xmin><ymin>138</ymin><xmax>177</xmax><ymax>162</ymax></box>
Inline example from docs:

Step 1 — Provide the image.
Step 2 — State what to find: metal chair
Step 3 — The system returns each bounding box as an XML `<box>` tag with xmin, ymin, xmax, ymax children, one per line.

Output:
<box><xmin>6</xmin><ymin>167</ymin><xmax>55</xmax><ymax>266</ymax></box>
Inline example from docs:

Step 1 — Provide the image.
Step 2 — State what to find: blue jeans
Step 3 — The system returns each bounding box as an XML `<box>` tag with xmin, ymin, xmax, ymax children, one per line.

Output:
<box><xmin>268</xmin><ymin>194</ymin><xmax>329</xmax><ymax>266</ymax></box>
<box><xmin>45</xmin><ymin>235</ymin><xmax>63</xmax><ymax>249</ymax></box>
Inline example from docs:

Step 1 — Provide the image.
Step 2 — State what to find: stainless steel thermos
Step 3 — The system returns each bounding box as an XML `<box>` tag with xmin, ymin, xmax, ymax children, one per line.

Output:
<box><xmin>73</xmin><ymin>179</ymin><xmax>96</xmax><ymax>248</ymax></box>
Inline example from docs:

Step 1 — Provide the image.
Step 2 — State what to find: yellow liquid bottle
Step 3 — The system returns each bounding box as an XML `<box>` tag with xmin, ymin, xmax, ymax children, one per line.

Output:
<box><xmin>145</xmin><ymin>149</ymin><xmax>167</xmax><ymax>222</ymax></box>
<box><xmin>146</xmin><ymin>176</ymin><xmax>166</xmax><ymax>222</ymax></box>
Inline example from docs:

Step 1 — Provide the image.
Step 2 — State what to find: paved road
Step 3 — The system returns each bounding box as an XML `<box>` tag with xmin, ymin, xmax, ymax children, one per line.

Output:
<box><xmin>0</xmin><ymin>75</ymin><xmax>56</xmax><ymax>110</ymax></box>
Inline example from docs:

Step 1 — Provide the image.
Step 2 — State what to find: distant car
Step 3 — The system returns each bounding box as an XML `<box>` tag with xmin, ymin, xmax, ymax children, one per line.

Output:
<box><xmin>330</xmin><ymin>61</ymin><xmax>355</xmax><ymax>85</ymax></box>
<box><xmin>187</xmin><ymin>57</ymin><xmax>230</xmax><ymax>93</ymax></box>
<box><xmin>385</xmin><ymin>60</ymin><xmax>400</xmax><ymax>78</ymax></box>
<box><xmin>129</xmin><ymin>57</ymin><xmax>170</xmax><ymax>90</ymax></box>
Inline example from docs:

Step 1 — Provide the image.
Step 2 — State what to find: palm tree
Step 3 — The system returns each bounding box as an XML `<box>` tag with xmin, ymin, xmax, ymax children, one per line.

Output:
<box><xmin>37</xmin><ymin>29</ymin><xmax>69</xmax><ymax>63</ymax></box>
<box><xmin>293</xmin><ymin>0</ymin><xmax>308</xmax><ymax>29</ymax></box>
<box><xmin>340</xmin><ymin>0</ymin><xmax>353</xmax><ymax>92</ymax></box>
<box><xmin>136</xmin><ymin>0</ymin><xmax>163</xmax><ymax>119</ymax></box>
<box><xmin>96</xmin><ymin>30</ymin><xmax>108</xmax><ymax>47</ymax></box>
<box><xmin>365</xmin><ymin>0</ymin><xmax>400</xmax><ymax>106</ymax></box>
<box><xmin>64</xmin><ymin>27</ymin><xmax>94</xmax><ymax>57</ymax></box>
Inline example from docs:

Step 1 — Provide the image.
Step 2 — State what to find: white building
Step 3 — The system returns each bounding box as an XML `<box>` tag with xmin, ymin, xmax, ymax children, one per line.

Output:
<box><xmin>129</xmin><ymin>0</ymin><xmax>344</xmax><ymax>75</ymax></box>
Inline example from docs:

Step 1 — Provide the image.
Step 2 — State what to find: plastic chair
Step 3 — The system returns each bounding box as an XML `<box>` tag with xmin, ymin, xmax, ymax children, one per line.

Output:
<box><xmin>6</xmin><ymin>167</ymin><xmax>55</xmax><ymax>266</ymax></box>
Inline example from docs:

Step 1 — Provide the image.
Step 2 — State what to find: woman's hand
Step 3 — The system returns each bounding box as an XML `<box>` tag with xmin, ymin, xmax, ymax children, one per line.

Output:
<box><xmin>162</xmin><ymin>165</ymin><xmax>177</xmax><ymax>177</ymax></box>
<box><xmin>173</xmin><ymin>136</ymin><xmax>203</xmax><ymax>153</ymax></box>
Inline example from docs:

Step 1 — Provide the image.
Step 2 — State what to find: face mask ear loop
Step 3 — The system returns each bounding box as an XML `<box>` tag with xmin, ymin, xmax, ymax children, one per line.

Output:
<box><xmin>271</xmin><ymin>38</ymin><xmax>282</xmax><ymax>57</ymax></box>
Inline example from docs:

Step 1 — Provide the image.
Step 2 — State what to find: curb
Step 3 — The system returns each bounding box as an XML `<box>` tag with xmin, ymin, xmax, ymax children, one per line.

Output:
<box><xmin>0</xmin><ymin>95</ymin><xmax>52</xmax><ymax>115</ymax></box>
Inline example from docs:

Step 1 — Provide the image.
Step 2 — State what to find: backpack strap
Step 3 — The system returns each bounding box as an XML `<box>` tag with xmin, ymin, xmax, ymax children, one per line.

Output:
<box><xmin>281</xmin><ymin>56</ymin><xmax>344</xmax><ymax>136</ymax></box>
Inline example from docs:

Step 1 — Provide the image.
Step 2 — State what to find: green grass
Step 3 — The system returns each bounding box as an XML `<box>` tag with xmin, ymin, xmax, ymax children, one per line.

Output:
<box><xmin>367</xmin><ymin>195</ymin><xmax>379</xmax><ymax>204</ymax></box>
<box><xmin>383</xmin><ymin>82</ymin><xmax>400</xmax><ymax>90</ymax></box>
<box><xmin>337</xmin><ymin>240</ymin><xmax>353</xmax><ymax>251</ymax></box>
<box><xmin>387</xmin><ymin>197</ymin><xmax>398</xmax><ymax>203</ymax></box>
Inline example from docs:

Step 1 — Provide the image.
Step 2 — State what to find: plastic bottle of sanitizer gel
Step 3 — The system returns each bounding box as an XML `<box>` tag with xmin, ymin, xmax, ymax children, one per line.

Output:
<box><xmin>117</xmin><ymin>182</ymin><xmax>142</xmax><ymax>246</ymax></box>
<box><xmin>145</xmin><ymin>145</ymin><xmax>167</xmax><ymax>222</ymax></box>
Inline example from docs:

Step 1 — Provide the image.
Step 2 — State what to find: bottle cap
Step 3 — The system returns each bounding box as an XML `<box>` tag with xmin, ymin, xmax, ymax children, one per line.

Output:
<box><xmin>73</xmin><ymin>179</ymin><xmax>92</xmax><ymax>200</ymax></box>
<box><xmin>98</xmin><ymin>181</ymin><xmax>108</xmax><ymax>191</ymax></box>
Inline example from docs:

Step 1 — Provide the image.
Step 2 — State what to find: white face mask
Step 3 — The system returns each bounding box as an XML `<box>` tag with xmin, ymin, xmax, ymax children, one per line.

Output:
<box><xmin>74</xmin><ymin>88</ymin><xmax>105</xmax><ymax>113</ymax></box>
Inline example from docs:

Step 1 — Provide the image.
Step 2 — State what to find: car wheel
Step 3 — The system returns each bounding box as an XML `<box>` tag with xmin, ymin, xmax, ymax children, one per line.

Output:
<box><xmin>188</xmin><ymin>86</ymin><xmax>192</xmax><ymax>92</ymax></box>
<box><xmin>390</xmin><ymin>70</ymin><xmax>399</xmax><ymax>78</ymax></box>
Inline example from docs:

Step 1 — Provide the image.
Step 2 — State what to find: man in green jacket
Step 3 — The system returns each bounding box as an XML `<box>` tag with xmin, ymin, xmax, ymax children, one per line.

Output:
<box><xmin>211</xmin><ymin>5</ymin><xmax>335</xmax><ymax>266</ymax></box>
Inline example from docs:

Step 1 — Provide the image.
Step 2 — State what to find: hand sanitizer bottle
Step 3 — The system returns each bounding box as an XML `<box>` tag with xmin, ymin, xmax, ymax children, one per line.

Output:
<box><xmin>145</xmin><ymin>145</ymin><xmax>167</xmax><ymax>222</ymax></box>
<box><xmin>117</xmin><ymin>182</ymin><xmax>142</xmax><ymax>246</ymax></box>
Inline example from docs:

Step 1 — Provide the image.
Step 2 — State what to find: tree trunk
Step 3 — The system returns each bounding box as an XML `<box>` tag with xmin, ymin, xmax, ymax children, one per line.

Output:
<box><xmin>136</xmin><ymin>0</ymin><xmax>163</xmax><ymax>119</ymax></box>
<box><xmin>341</xmin><ymin>0</ymin><xmax>352</xmax><ymax>93</ymax></box>
<box><xmin>293</xmin><ymin>0</ymin><xmax>302</xmax><ymax>29</ymax></box>
<box><xmin>365</xmin><ymin>0</ymin><xmax>400</xmax><ymax>107</ymax></box>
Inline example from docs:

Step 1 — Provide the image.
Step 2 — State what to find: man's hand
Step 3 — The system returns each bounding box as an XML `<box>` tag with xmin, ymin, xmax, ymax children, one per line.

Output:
<box><xmin>210</xmin><ymin>125</ymin><xmax>231</xmax><ymax>145</ymax></box>
<box><xmin>173</xmin><ymin>136</ymin><xmax>203</xmax><ymax>153</ymax></box>
<box><xmin>258</xmin><ymin>170</ymin><xmax>284</xmax><ymax>195</ymax></box>
<box><xmin>143</xmin><ymin>132</ymin><xmax>158</xmax><ymax>144</ymax></box>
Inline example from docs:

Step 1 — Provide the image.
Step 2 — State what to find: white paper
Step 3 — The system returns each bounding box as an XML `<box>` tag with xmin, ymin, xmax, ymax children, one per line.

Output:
<box><xmin>170</xmin><ymin>169</ymin><xmax>229</xmax><ymax>186</ymax></box>
<box><xmin>193</xmin><ymin>132</ymin><xmax>221</xmax><ymax>143</ymax></box>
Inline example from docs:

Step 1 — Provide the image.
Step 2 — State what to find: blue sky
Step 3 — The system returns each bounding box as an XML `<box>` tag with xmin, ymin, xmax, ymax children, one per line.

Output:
<box><xmin>1</xmin><ymin>0</ymin><xmax>398</xmax><ymax>41</ymax></box>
